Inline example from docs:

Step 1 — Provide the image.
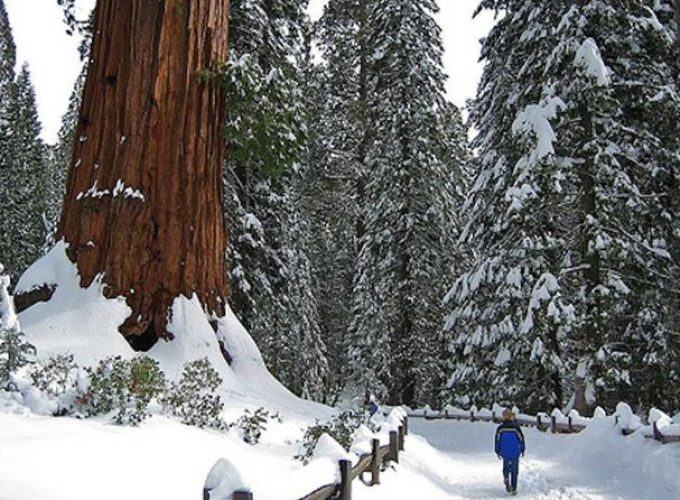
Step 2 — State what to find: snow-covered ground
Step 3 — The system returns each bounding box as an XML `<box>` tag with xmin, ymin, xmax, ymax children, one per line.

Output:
<box><xmin>0</xmin><ymin>410</ymin><xmax>336</xmax><ymax>500</ymax></box>
<box><xmin>2</xmin><ymin>407</ymin><xmax>680</xmax><ymax>499</ymax></box>
<box><xmin>358</xmin><ymin>418</ymin><xmax>680</xmax><ymax>499</ymax></box>
<box><xmin>4</xmin><ymin>245</ymin><xmax>680</xmax><ymax>500</ymax></box>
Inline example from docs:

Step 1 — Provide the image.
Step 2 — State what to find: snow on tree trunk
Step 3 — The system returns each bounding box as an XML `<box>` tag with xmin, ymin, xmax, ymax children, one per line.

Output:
<box><xmin>18</xmin><ymin>0</ymin><xmax>230</xmax><ymax>349</ymax></box>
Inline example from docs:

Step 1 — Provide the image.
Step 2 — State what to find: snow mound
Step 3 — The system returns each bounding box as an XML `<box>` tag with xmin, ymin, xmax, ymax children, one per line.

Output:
<box><xmin>312</xmin><ymin>433</ymin><xmax>353</xmax><ymax>462</ymax></box>
<box><xmin>17</xmin><ymin>241</ymin><xmax>134</xmax><ymax>365</ymax></box>
<box><xmin>593</xmin><ymin>406</ymin><xmax>607</xmax><ymax>418</ymax></box>
<box><xmin>614</xmin><ymin>402</ymin><xmax>642</xmax><ymax>431</ymax></box>
<box><xmin>204</xmin><ymin>458</ymin><xmax>250</xmax><ymax>500</ymax></box>
<box><xmin>351</xmin><ymin>424</ymin><xmax>378</xmax><ymax>455</ymax></box>
<box><xmin>648</xmin><ymin>408</ymin><xmax>672</xmax><ymax>427</ymax></box>
<box><xmin>16</xmin><ymin>242</ymin><xmax>330</xmax><ymax>419</ymax></box>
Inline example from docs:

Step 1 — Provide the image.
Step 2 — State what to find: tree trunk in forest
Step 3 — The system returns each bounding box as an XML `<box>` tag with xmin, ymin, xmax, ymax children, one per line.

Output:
<box><xmin>20</xmin><ymin>0</ymin><xmax>230</xmax><ymax>349</ymax></box>
<box><xmin>354</xmin><ymin>0</ymin><xmax>369</xmax><ymax>242</ymax></box>
<box><xmin>675</xmin><ymin>0</ymin><xmax>680</xmax><ymax>42</ymax></box>
<box><xmin>575</xmin><ymin>102</ymin><xmax>601</xmax><ymax>415</ymax></box>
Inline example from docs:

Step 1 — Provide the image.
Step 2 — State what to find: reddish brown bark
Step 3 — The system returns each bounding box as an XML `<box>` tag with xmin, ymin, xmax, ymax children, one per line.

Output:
<box><xmin>48</xmin><ymin>0</ymin><xmax>229</xmax><ymax>348</ymax></box>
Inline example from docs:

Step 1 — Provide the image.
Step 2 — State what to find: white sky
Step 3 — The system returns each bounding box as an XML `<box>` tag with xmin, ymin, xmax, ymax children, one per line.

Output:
<box><xmin>6</xmin><ymin>0</ymin><xmax>493</xmax><ymax>145</ymax></box>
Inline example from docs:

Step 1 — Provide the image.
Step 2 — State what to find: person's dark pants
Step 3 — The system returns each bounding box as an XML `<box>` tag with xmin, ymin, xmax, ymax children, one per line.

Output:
<box><xmin>502</xmin><ymin>457</ymin><xmax>520</xmax><ymax>491</ymax></box>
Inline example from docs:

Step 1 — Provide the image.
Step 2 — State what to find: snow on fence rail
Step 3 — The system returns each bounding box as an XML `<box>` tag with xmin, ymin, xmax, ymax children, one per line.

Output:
<box><xmin>408</xmin><ymin>403</ymin><xmax>680</xmax><ymax>445</ymax></box>
<box><xmin>203</xmin><ymin>410</ymin><xmax>409</xmax><ymax>500</ymax></box>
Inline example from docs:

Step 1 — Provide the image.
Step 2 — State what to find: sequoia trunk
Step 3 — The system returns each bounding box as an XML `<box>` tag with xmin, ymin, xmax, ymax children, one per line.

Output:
<box><xmin>50</xmin><ymin>0</ymin><xmax>229</xmax><ymax>348</ymax></box>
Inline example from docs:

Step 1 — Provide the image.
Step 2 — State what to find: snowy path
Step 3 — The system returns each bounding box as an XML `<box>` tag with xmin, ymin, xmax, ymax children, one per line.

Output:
<box><xmin>1</xmin><ymin>409</ymin><xmax>678</xmax><ymax>499</ymax></box>
<box><xmin>356</xmin><ymin>418</ymin><xmax>680</xmax><ymax>499</ymax></box>
<box><xmin>407</xmin><ymin>419</ymin><xmax>594</xmax><ymax>499</ymax></box>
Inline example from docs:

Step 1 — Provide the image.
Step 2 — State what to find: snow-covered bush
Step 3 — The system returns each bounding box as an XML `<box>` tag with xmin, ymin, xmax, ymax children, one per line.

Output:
<box><xmin>232</xmin><ymin>407</ymin><xmax>281</xmax><ymax>444</ymax></box>
<box><xmin>30</xmin><ymin>353</ymin><xmax>81</xmax><ymax>415</ymax></box>
<box><xmin>84</xmin><ymin>355</ymin><xmax>166</xmax><ymax>425</ymax></box>
<box><xmin>0</xmin><ymin>271</ymin><xmax>36</xmax><ymax>390</ymax></box>
<box><xmin>295</xmin><ymin>410</ymin><xmax>362</xmax><ymax>463</ymax></box>
<box><xmin>30</xmin><ymin>353</ymin><xmax>78</xmax><ymax>396</ymax></box>
<box><xmin>0</xmin><ymin>327</ymin><xmax>36</xmax><ymax>391</ymax></box>
<box><xmin>162</xmin><ymin>358</ymin><xmax>226</xmax><ymax>430</ymax></box>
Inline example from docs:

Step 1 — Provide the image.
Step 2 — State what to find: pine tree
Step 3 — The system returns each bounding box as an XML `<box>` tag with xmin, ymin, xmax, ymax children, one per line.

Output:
<box><xmin>223</xmin><ymin>0</ymin><xmax>330</xmax><ymax>399</ymax></box>
<box><xmin>0</xmin><ymin>62</ymin><xmax>47</xmax><ymax>279</ymax></box>
<box><xmin>0</xmin><ymin>0</ymin><xmax>18</xmax><ymax>276</ymax></box>
<box><xmin>445</xmin><ymin>0</ymin><xmax>680</xmax><ymax>413</ymax></box>
<box><xmin>0</xmin><ymin>266</ymin><xmax>36</xmax><ymax>390</ymax></box>
<box><xmin>444</xmin><ymin>0</ymin><xmax>570</xmax><ymax>412</ymax></box>
<box><xmin>0</xmin><ymin>0</ymin><xmax>13</xmax><ymax>136</ymax></box>
<box><xmin>302</xmin><ymin>0</ymin><xmax>372</xmax><ymax>403</ymax></box>
<box><xmin>277</xmin><ymin>191</ymin><xmax>329</xmax><ymax>400</ymax></box>
<box><xmin>348</xmin><ymin>0</ymin><xmax>461</xmax><ymax>406</ymax></box>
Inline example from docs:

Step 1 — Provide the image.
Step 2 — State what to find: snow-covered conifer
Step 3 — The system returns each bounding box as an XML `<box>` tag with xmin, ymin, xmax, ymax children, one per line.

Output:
<box><xmin>300</xmin><ymin>0</ymin><xmax>372</xmax><ymax>402</ymax></box>
<box><xmin>223</xmin><ymin>0</ymin><xmax>330</xmax><ymax>399</ymax></box>
<box><xmin>445</xmin><ymin>0</ymin><xmax>680</xmax><ymax>412</ymax></box>
<box><xmin>0</xmin><ymin>267</ymin><xmax>36</xmax><ymax>390</ymax></box>
<box><xmin>0</xmin><ymin>63</ymin><xmax>47</xmax><ymax>278</ymax></box>
<box><xmin>348</xmin><ymin>0</ymin><xmax>461</xmax><ymax>406</ymax></box>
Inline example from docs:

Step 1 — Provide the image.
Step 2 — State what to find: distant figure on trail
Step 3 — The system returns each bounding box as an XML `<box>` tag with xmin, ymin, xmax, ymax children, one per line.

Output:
<box><xmin>494</xmin><ymin>408</ymin><xmax>525</xmax><ymax>496</ymax></box>
<box><xmin>368</xmin><ymin>395</ymin><xmax>379</xmax><ymax>417</ymax></box>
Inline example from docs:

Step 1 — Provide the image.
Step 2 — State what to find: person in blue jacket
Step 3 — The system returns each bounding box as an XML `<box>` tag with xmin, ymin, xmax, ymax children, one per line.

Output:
<box><xmin>494</xmin><ymin>408</ymin><xmax>525</xmax><ymax>495</ymax></box>
<box><xmin>367</xmin><ymin>395</ymin><xmax>379</xmax><ymax>417</ymax></box>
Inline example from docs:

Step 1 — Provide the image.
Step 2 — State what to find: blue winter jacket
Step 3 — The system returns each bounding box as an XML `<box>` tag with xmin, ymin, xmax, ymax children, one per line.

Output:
<box><xmin>495</xmin><ymin>421</ymin><xmax>525</xmax><ymax>459</ymax></box>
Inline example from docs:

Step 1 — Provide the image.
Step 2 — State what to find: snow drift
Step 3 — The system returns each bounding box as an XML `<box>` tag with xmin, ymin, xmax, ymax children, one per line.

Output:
<box><xmin>16</xmin><ymin>241</ymin><xmax>328</xmax><ymax>417</ymax></box>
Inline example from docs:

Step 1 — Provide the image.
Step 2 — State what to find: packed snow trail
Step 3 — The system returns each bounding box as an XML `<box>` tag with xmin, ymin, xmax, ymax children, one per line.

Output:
<box><xmin>356</xmin><ymin>418</ymin><xmax>680</xmax><ymax>499</ymax></box>
<box><xmin>404</xmin><ymin>419</ymin><xmax>594</xmax><ymax>499</ymax></box>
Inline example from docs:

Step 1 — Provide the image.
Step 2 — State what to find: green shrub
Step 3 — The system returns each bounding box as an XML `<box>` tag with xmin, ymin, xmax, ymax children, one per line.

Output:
<box><xmin>162</xmin><ymin>358</ymin><xmax>226</xmax><ymax>430</ymax></box>
<box><xmin>233</xmin><ymin>407</ymin><xmax>281</xmax><ymax>444</ymax></box>
<box><xmin>30</xmin><ymin>353</ymin><xmax>78</xmax><ymax>397</ymax></box>
<box><xmin>0</xmin><ymin>326</ymin><xmax>36</xmax><ymax>391</ymax></box>
<box><xmin>85</xmin><ymin>356</ymin><xmax>166</xmax><ymax>425</ymax></box>
<box><xmin>295</xmin><ymin>410</ymin><xmax>362</xmax><ymax>463</ymax></box>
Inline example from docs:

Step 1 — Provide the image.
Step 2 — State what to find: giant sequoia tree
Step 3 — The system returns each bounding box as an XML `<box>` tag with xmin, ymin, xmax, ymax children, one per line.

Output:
<box><xmin>19</xmin><ymin>0</ymin><xmax>231</xmax><ymax>350</ymax></box>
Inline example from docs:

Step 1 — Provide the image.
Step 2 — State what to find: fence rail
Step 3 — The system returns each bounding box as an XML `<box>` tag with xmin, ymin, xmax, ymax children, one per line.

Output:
<box><xmin>410</xmin><ymin>407</ymin><xmax>680</xmax><ymax>444</ymax></box>
<box><xmin>205</xmin><ymin>415</ymin><xmax>409</xmax><ymax>500</ymax></box>
<box><xmin>297</xmin><ymin>416</ymin><xmax>407</xmax><ymax>500</ymax></box>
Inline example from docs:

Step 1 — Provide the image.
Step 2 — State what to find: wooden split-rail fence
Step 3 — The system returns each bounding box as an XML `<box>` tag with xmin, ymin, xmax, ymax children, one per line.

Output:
<box><xmin>205</xmin><ymin>416</ymin><xmax>409</xmax><ymax>500</ymax></box>
<box><xmin>411</xmin><ymin>407</ymin><xmax>680</xmax><ymax>445</ymax></box>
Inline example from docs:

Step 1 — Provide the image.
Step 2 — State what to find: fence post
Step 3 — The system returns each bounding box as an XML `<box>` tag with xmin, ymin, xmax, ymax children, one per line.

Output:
<box><xmin>492</xmin><ymin>410</ymin><xmax>496</xmax><ymax>423</ymax></box>
<box><xmin>551</xmin><ymin>415</ymin><xmax>557</xmax><ymax>434</ymax></box>
<box><xmin>652</xmin><ymin>421</ymin><xmax>663</xmax><ymax>443</ymax></box>
<box><xmin>568</xmin><ymin>416</ymin><xmax>573</xmax><ymax>433</ymax></box>
<box><xmin>404</xmin><ymin>416</ymin><xmax>409</xmax><ymax>435</ymax></box>
<box><xmin>371</xmin><ymin>439</ymin><xmax>380</xmax><ymax>486</ymax></box>
<box><xmin>536</xmin><ymin>415</ymin><xmax>542</xmax><ymax>431</ymax></box>
<box><xmin>339</xmin><ymin>459</ymin><xmax>351</xmax><ymax>500</ymax></box>
<box><xmin>398</xmin><ymin>425</ymin><xmax>405</xmax><ymax>451</ymax></box>
<box><xmin>233</xmin><ymin>491</ymin><xmax>253</xmax><ymax>500</ymax></box>
<box><xmin>470</xmin><ymin>409</ymin><xmax>475</xmax><ymax>422</ymax></box>
<box><xmin>444</xmin><ymin>408</ymin><xmax>449</xmax><ymax>419</ymax></box>
<box><xmin>389</xmin><ymin>430</ymin><xmax>400</xmax><ymax>463</ymax></box>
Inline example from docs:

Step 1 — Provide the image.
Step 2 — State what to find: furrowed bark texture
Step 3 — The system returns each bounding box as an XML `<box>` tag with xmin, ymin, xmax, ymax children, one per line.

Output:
<box><xmin>56</xmin><ymin>0</ymin><xmax>230</xmax><ymax>347</ymax></box>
